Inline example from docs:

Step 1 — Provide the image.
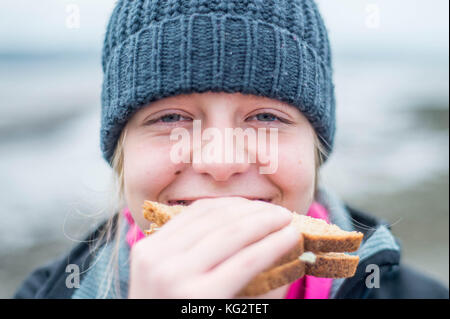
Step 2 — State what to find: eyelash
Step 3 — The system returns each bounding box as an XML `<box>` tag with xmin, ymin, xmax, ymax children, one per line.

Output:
<box><xmin>145</xmin><ymin>114</ymin><xmax>192</xmax><ymax>125</ymax></box>
<box><xmin>146</xmin><ymin>112</ymin><xmax>291</xmax><ymax>125</ymax></box>
<box><xmin>246</xmin><ymin>113</ymin><xmax>292</xmax><ymax>124</ymax></box>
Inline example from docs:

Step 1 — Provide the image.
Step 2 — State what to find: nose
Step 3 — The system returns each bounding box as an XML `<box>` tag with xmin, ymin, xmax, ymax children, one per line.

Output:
<box><xmin>192</xmin><ymin>159</ymin><xmax>251</xmax><ymax>182</ymax></box>
<box><xmin>191</xmin><ymin>126</ymin><xmax>252</xmax><ymax>182</ymax></box>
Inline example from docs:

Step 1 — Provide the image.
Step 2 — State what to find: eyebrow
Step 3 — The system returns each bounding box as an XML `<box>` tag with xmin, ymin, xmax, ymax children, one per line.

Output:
<box><xmin>277</xmin><ymin>101</ymin><xmax>297</xmax><ymax>112</ymax></box>
<box><xmin>258</xmin><ymin>102</ymin><xmax>299</xmax><ymax>119</ymax></box>
<box><xmin>249</xmin><ymin>98</ymin><xmax>296</xmax><ymax>112</ymax></box>
<box><xmin>279</xmin><ymin>102</ymin><xmax>301</xmax><ymax>117</ymax></box>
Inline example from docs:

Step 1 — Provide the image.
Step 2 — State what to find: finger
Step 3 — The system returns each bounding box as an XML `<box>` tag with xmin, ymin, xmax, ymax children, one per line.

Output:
<box><xmin>138</xmin><ymin>198</ymin><xmax>269</xmax><ymax>261</ymax></box>
<box><xmin>165</xmin><ymin>202</ymin><xmax>265</xmax><ymax>249</ymax></box>
<box><xmin>148</xmin><ymin>197</ymin><xmax>249</xmax><ymax>241</ymax></box>
<box><xmin>204</xmin><ymin>224</ymin><xmax>299</xmax><ymax>297</ymax></box>
<box><xmin>144</xmin><ymin>197</ymin><xmax>223</xmax><ymax>235</ymax></box>
<box><xmin>162</xmin><ymin>198</ymin><xmax>286</xmax><ymax>249</ymax></box>
<box><xmin>178</xmin><ymin>206</ymin><xmax>293</xmax><ymax>274</ymax></box>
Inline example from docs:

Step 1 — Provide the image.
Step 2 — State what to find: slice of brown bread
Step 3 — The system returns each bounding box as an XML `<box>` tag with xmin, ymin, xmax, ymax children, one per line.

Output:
<box><xmin>143</xmin><ymin>200</ymin><xmax>184</xmax><ymax>228</ymax></box>
<box><xmin>291</xmin><ymin>214</ymin><xmax>363</xmax><ymax>252</ymax></box>
<box><xmin>267</xmin><ymin>215</ymin><xmax>363</xmax><ymax>269</ymax></box>
<box><xmin>237</xmin><ymin>234</ymin><xmax>304</xmax><ymax>297</ymax></box>
<box><xmin>238</xmin><ymin>252</ymin><xmax>359</xmax><ymax>297</ymax></box>
<box><xmin>304</xmin><ymin>252</ymin><xmax>360</xmax><ymax>278</ymax></box>
<box><xmin>237</xmin><ymin>255</ymin><xmax>306</xmax><ymax>297</ymax></box>
<box><xmin>142</xmin><ymin>200</ymin><xmax>363</xmax><ymax>253</ymax></box>
<box><xmin>237</xmin><ymin>235</ymin><xmax>305</xmax><ymax>297</ymax></box>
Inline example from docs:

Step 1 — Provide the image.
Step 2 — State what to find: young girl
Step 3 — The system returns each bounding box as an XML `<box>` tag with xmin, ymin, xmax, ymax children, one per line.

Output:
<box><xmin>14</xmin><ymin>0</ymin><xmax>448</xmax><ymax>299</ymax></box>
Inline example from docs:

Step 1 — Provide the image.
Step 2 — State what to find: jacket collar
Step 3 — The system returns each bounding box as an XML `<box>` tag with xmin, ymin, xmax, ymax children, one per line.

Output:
<box><xmin>316</xmin><ymin>187</ymin><xmax>401</xmax><ymax>298</ymax></box>
<box><xmin>72</xmin><ymin>221</ymin><xmax>130</xmax><ymax>299</ymax></box>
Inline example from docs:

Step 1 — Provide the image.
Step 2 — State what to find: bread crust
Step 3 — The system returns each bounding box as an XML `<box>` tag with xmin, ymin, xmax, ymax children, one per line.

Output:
<box><xmin>303</xmin><ymin>233</ymin><xmax>363</xmax><ymax>253</ymax></box>
<box><xmin>304</xmin><ymin>252</ymin><xmax>360</xmax><ymax>278</ymax></box>
<box><xmin>237</xmin><ymin>255</ymin><xmax>306</xmax><ymax>297</ymax></box>
<box><xmin>143</xmin><ymin>200</ymin><xmax>183</xmax><ymax>228</ymax></box>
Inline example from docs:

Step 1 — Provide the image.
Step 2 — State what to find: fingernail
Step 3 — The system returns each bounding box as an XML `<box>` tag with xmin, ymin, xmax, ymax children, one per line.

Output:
<box><xmin>280</xmin><ymin>208</ymin><xmax>293</xmax><ymax>219</ymax></box>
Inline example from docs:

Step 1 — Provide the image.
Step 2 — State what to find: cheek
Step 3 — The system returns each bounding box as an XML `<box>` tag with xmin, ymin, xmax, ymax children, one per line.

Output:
<box><xmin>270</xmin><ymin>134</ymin><xmax>316</xmax><ymax>209</ymax></box>
<box><xmin>124</xmin><ymin>141</ymin><xmax>173</xmax><ymax>193</ymax></box>
<box><xmin>278</xmin><ymin>141</ymin><xmax>315</xmax><ymax>189</ymax></box>
<box><xmin>123</xmin><ymin>138</ymin><xmax>178</xmax><ymax>228</ymax></box>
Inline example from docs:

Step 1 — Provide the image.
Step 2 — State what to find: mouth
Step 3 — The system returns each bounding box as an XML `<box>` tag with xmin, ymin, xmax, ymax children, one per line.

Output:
<box><xmin>167</xmin><ymin>197</ymin><xmax>272</xmax><ymax>206</ymax></box>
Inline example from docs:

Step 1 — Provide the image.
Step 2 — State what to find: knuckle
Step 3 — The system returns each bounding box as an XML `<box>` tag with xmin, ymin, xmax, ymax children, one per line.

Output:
<box><xmin>189</xmin><ymin>198</ymin><xmax>206</xmax><ymax>209</ymax></box>
<box><xmin>224</xmin><ymin>221</ymin><xmax>248</xmax><ymax>236</ymax></box>
<box><xmin>130</xmin><ymin>240</ymin><xmax>160</xmax><ymax>271</ymax></box>
<box><xmin>227</xmin><ymin>196</ymin><xmax>252</xmax><ymax>204</ymax></box>
<box><xmin>266</xmin><ymin>204</ymin><xmax>293</xmax><ymax>220</ymax></box>
<box><xmin>262</xmin><ymin>207</ymin><xmax>290</xmax><ymax>222</ymax></box>
<box><xmin>241</xmin><ymin>251</ymin><xmax>260</xmax><ymax>270</ymax></box>
<box><xmin>189</xmin><ymin>198</ymin><xmax>213</xmax><ymax>211</ymax></box>
<box><xmin>148</xmin><ymin>262</ymin><xmax>177</xmax><ymax>288</ymax></box>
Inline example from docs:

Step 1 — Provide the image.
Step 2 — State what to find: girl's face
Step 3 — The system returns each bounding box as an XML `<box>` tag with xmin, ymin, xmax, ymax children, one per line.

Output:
<box><xmin>123</xmin><ymin>92</ymin><xmax>317</xmax><ymax>230</ymax></box>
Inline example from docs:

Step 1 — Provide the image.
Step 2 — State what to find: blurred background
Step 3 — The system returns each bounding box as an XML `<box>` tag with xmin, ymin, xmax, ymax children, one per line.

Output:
<box><xmin>0</xmin><ymin>0</ymin><xmax>448</xmax><ymax>298</ymax></box>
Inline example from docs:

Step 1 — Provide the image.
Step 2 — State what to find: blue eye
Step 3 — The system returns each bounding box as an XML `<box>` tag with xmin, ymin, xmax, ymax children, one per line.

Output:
<box><xmin>160</xmin><ymin>114</ymin><xmax>182</xmax><ymax>123</ymax></box>
<box><xmin>246</xmin><ymin>112</ymin><xmax>293</xmax><ymax>125</ymax></box>
<box><xmin>255</xmin><ymin>113</ymin><xmax>277</xmax><ymax>122</ymax></box>
<box><xmin>145</xmin><ymin>113</ymin><xmax>191</xmax><ymax>125</ymax></box>
<box><xmin>247</xmin><ymin>112</ymin><xmax>287</xmax><ymax>123</ymax></box>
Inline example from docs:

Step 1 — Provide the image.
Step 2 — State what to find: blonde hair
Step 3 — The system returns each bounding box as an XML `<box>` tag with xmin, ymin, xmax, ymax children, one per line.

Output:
<box><xmin>94</xmin><ymin>127</ymin><xmax>328</xmax><ymax>298</ymax></box>
<box><xmin>89</xmin><ymin>128</ymin><xmax>127</xmax><ymax>298</ymax></box>
<box><xmin>313</xmin><ymin>132</ymin><xmax>329</xmax><ymax>199</ymax></box>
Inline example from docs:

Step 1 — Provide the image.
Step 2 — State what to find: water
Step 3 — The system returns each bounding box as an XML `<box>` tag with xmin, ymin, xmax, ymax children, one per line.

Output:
<box><xmin>321</xmin><ymin>53</ymin><xmax>449</xmax><ymax>198</ymax></box>
<box><xmin>0</xmin><ymin>51</ymin><xmax>448</xmax><ymax>296</ymax></box>
<box><xmin>0</xmin><ymin>52</ymin><xmax>112</xmax><ymax>251</ymax></box>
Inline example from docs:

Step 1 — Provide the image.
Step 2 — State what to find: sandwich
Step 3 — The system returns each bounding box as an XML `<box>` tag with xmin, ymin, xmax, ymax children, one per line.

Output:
<box><xmin>142</xmin><ymin>200</ymin><xmax>364</xmax><ymax>297</ymax></box>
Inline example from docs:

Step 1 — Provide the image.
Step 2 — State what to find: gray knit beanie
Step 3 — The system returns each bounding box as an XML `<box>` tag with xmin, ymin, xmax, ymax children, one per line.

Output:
<box><xmin>100</xmin><ymin>0</ymin><xmax>335</xmax><ymax>164</ymax></box>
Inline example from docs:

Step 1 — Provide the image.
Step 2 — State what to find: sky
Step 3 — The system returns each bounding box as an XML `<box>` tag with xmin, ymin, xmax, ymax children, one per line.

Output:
<box><xmin>0</xmin><ymin>0</ymin><xmax>448</xmax><ymax>56</ymax></box>
<box><xmin>317</xmin><ymin>0</ymin><xmax>449</xmax><ymax>55</ymax></box>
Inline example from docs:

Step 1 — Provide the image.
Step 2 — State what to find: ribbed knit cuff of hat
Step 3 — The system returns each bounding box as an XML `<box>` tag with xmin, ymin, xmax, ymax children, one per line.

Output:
<box><xmin>101</xmin><ymin>2</ymin><xmax>336</xmax><ymax>164</ymax></box>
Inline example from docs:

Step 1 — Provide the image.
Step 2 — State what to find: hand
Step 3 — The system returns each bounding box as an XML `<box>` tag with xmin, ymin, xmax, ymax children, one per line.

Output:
<box><xmin>128</xmin><ymin>197</ymin><xmax>298</xmax><ymax>298</ymax></box>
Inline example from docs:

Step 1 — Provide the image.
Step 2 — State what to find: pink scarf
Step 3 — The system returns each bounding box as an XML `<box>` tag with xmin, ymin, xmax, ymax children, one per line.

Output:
<box><xmin>123</xmin><ymin>201</ymin><xmax>332</xmax><ymax>299</ymax></box>
<box><xmin>283</xmin><ymin>202</ymin><xmax>333</xmax><ymax>299</ymax></box>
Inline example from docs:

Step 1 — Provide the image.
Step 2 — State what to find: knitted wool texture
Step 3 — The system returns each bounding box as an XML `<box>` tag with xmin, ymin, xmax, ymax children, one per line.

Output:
<box><xmin>100</xmin><ymin>0</ymin><xmax>336</xmax><ymax>163</ymax></box>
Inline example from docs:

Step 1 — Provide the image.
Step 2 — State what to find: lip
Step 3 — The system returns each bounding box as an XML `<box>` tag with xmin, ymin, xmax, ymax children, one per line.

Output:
<box><xmin>166</xmin><ymin>196</ymin><xmax>273</xmax><ymax>206</ymax></box>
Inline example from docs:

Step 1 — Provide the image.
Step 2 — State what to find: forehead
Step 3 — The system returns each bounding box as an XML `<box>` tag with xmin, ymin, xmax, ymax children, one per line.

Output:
<box><xmin>157</xmin><ymin>91</ymin><xmax>271</xmax><ymax>104</ymax></box>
